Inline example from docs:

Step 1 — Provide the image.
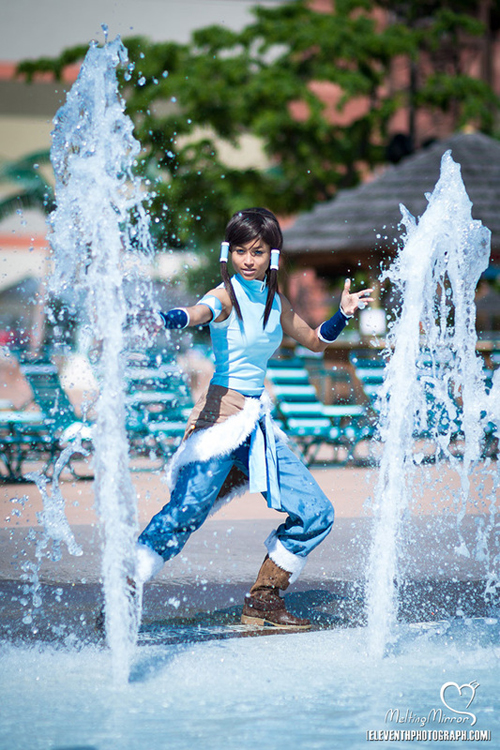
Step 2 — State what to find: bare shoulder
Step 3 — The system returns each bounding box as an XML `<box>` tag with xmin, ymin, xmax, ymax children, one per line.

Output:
<box><xmin>200</xmin><ymin>286</ymin><xmax>232</xmax><ymax>322</ymax></box>
<box><xmin>207</xmin><ymin>286</ymin><xmax>231</xmax><ymax>309</ymax></box>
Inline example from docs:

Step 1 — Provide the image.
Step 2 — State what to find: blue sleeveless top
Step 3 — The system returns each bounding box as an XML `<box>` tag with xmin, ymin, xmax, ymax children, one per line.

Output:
<box><xmin>209</xmin><ymin>274</ymin><xmax>282</xmax><ymax>397</ymax></box>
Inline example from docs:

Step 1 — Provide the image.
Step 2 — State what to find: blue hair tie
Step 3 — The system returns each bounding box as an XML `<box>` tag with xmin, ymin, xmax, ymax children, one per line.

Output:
<box><xmin>220</xmin><ymin>242</ymin><xmax>230</xmax><ymax>263</ymax></box>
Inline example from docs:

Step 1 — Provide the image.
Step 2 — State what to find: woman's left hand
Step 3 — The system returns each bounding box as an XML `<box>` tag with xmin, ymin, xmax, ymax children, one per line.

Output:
<box><xmin>340</xmin><ymin>278</ymin><xmax>375</xmax><ymax>317</ymax></box>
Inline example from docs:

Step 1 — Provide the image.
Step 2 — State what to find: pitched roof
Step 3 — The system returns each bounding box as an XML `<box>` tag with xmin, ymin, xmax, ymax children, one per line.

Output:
<box><xmin>283</xmin><ymin>132</ymin><xmax>500</xmax><ymax>255</ymax></box>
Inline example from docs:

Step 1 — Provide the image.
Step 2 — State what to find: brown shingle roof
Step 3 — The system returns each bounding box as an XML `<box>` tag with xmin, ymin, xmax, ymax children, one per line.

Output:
<box><xmin>283</xmin><ymin>132</ymin><xmax>500</xmax><ymax>255</ymax></box>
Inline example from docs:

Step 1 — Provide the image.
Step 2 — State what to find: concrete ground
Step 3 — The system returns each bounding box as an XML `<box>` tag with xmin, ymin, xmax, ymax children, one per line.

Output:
<box><xmin>0</xmin><ymin>460</ymin><xmax>497</xmax><ymax>643</ymax></box>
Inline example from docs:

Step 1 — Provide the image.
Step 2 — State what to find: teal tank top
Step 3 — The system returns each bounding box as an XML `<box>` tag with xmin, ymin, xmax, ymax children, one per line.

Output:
<box><xmin>209</xmin><ymin>274</ymin><xmax>282</xmax><ymax>397</ymax></box>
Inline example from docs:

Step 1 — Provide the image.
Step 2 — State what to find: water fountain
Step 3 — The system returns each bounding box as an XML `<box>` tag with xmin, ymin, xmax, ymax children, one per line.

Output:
<box><xmin>47</xmin><ymin>30</ymin><xmax>154</xmax><ymax>683</ymax></box>
<box><xmin>0</xmin><ymin>35</ymin><xmax>499</xmax><ymax>750</ymax></box>
<box><xmin>365</xmin><ymin>150</ymin><xmax>497</xmax><ymax>659</ymax></box>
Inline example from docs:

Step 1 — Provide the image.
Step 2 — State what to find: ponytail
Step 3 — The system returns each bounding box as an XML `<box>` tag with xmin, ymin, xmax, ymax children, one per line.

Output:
<box><xmin>220</xmin><ymin>260</ymin><xmax>242</xmax><ymax>320</ymax></box>
<box><xmin>263</xmin><ymin>267</ymin><xmax>279</xmax><ymax>328</ymax></box>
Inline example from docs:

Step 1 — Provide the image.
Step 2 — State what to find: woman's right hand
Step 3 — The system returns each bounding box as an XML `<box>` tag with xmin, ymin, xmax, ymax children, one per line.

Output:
<box><xmin>135</xmin><ymin>309</ymin><xmax>165</xmax><ymax>340</ymax></box>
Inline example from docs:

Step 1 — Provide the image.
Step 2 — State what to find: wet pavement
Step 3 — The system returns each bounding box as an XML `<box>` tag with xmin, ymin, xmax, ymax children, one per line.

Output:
<box><xmin>0</xmin><ymin>460</ymin><xmax>497</xmax><ymax>645</ymax></box>
<box><xmin>0</xmin><ymin>510</ymin><xmax>495</xmax><ymax>646</ymax></box>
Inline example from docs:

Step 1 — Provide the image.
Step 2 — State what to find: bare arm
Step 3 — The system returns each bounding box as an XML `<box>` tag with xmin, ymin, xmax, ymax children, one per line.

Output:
<box><xmin>144</xmin><ymin>287</ymin><xmax>232</xmax><ymax>335</ymax></box>
<box><xmin>280</xmin><ymin>294</ymin><xmax>327</xmax><ymax>352</ymax></box>
<box><xmin>280</xmin><ymin>279</ymin><xmax>374</xmax><ymax>352</ymax></box>
<box><xmin>183</xmin><ymin>288</ymin><xmax>231</xmax><ymax>326</ymax></box>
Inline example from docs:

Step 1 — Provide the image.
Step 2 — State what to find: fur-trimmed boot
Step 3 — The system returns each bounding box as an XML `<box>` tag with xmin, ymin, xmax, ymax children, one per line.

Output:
<box><xmin>241</xmin><ymin>556</ymin><xmax>311</xmax><ymax>630</ymax></box>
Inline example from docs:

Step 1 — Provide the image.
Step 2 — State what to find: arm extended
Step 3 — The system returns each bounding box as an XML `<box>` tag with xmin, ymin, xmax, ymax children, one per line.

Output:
<box><xmin>155</xmin><ymin>288</ymin><xmax>231</xmax><ymax>331</ymax></box>
<box><xmin>280</xmin><ymin>279</ymin><xmax>374</xmax><ymax>352</ymax></box>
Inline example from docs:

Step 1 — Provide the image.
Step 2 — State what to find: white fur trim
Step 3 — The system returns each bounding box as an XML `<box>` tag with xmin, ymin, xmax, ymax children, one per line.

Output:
<box><xmin>264</xmin><ymin>531</ymin><xmax>307</xmax><ymax>584</ymax></box>
<box><xmin>135</xmin><ymin>542</ymin><xmax>164</xmax><ymax>583</ymax></box>
<box><xmin>165</xmin><ymin>391</ymin><xmax>283</xmax><ymax>491</ymax></box>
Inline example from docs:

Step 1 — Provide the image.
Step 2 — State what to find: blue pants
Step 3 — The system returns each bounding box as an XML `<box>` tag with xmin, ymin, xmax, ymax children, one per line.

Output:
<box><xmin>138</xmin><ymin>438</ymin><xmax>334</xmax><ymax>578</ymax></box>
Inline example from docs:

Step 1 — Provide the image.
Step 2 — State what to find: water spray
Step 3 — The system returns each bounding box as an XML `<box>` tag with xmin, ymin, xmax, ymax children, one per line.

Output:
<box><xmin>366</xmin><ymin>151</ymin><xmax>492</xmax><ymax>658</ymax></box>
<box><xmin>48</xmin><ymin>31</ymin><xmax>154</xmax><ymax>683</ymax></box>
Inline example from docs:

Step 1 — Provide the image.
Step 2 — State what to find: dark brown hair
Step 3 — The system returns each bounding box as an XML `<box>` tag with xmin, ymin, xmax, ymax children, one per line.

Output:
<box><xmin>221</xmin><ymin>207</ymin><xmax>283</xmax><ymax>328</ymax></box>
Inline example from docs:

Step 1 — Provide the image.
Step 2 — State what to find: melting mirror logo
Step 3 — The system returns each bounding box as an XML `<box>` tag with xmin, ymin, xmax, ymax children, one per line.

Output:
<box><xmin>365</xmin><ymin>679</ymin><xmax>492</xmax><ymax>742</ymax></box>
<box><xmin>440</xmin><ymin>680</ymin><xmax>480</xmax><ymax>727</ymax></box>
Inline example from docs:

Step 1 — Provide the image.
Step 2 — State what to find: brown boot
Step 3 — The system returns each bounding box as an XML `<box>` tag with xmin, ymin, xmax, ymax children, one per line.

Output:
<box><xmin>241</xmin><ymin>556</ymin><xmax>311</xmax><ymax>630</ymax></box>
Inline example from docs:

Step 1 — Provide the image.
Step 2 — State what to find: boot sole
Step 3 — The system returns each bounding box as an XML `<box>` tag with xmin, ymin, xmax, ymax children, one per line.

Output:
<box><xmin>241</xmin><ymin>614</ymin><xmax>311</xmax><ymax>630</ymax></box>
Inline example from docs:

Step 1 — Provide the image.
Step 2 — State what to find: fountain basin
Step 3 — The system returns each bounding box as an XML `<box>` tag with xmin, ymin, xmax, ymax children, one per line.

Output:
<box><xmin>1</xmin><ymin>620</ymin><xmax>498</xmax><ymax>750</ymax></box>
<box><xmin>1</xmin><ymin>464</ymin><xmax>498</xmax><ymax>749</ymax></box>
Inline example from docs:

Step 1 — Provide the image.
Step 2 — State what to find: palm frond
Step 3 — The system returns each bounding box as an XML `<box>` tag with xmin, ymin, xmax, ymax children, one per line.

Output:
<box><xmin>0</xmin><ymin>150</ymin><xmax>52</xmax><ymax>184</ymax></box>
<box><xmin>0</xmin><ymin>189</ymin><xmax>53</xmax><ymax>220</ymax></box>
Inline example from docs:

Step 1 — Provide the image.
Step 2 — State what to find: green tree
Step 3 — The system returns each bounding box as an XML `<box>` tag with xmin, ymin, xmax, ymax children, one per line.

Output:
<box><xmin>16</xmin><ymin>0</ymin><xmax>500</xmax><ymax>291</ymax></box>
<box><xmin>0</xmin><ymin>150</ymin><xmax>55</xmax><ymax>220</ymax></box>
<box><xmin>378</xmin><ymin>0</ymin><xmax>500</xmax><ymax>144</ymax></box>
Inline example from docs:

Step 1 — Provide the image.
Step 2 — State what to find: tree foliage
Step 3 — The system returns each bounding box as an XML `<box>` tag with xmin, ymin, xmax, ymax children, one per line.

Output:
<box><xmin>15</xmin><ymin>0</ymin><xmax>500</xmax><ymax>287</ymax></box>
<box><xmin>0</xmin><ymin>151</ymin><xmax>55</xmax><ymax>221</ymax></box>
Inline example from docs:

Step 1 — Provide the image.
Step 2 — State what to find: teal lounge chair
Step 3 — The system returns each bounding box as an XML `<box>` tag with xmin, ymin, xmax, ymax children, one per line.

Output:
<box><xmin>0</xmin><ymin>359</ymin><xmax>92</xmax><ymax>481</ymax></box>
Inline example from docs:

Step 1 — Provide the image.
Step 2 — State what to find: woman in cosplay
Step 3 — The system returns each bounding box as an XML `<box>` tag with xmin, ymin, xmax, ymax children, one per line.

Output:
<box><xmin>136</xmin><ymin>207</ymin><xmax>373</xmax><ymax>629</ymax></box>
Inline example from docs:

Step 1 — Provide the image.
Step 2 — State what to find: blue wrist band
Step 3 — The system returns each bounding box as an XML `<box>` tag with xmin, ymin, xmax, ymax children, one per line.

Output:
<box><xmin>158</xmin><ymin>308</ymin><xmax>189</xmax><ymax>330</ymax></box>
<box><xmin>318</xmin><ymin>309</ymin><xmax>348</xmax><ymax>343</ymax></box>
<box><xmin>196</xmin><ymin>294</ymin><xmax>223</xmax><ymax>322</ymax></box>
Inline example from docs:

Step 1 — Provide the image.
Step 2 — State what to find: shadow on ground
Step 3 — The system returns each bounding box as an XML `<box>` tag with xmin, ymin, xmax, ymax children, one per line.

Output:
<box><xmin>0</xmin><ymin>578</ymin><xmax>495</xmax><ymax>648</ymax></box>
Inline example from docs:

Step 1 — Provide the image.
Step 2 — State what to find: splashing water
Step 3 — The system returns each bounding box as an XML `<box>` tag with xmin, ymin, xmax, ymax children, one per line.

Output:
<box><xmin>21</xmin><ymin>440</ymin><xmax>86</xmax><ymax>624</ymax></box>
<box><xmin>28</xmin><ymin>439</ymin><xmax>87</xmax><ymax>560</ymax></box>
<box><xmin>366</xmin><ymin>151</ymin><xmax>494</xmax><ymax>659</ymax></box>
<box><xmin>48</xmin><ymin>32</ymin><xmax>154</xmax><ymax>683</ymax></box>
<box><xmin>482</xmin><ymin>367</ymin><xmax>500</xmax><ymax>600</ymax></box>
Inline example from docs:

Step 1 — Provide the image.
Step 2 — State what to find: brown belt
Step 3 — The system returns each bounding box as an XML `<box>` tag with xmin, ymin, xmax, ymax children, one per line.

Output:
<box><xmin>182</xmin><ymin>383</ymin><xmax>250</xmax><ymax>501</ymax></box>
<box><xmin>183</xmin><ymin>383</ymin><xmax>247</xmax><ymax>439</ymax></box>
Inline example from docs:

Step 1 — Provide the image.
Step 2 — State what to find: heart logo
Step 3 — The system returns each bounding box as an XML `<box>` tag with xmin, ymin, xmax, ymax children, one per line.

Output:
<box><xmin>440</xmin><ymin>681</ymin><xmax>480</xmax><ymax>727</ymax></box>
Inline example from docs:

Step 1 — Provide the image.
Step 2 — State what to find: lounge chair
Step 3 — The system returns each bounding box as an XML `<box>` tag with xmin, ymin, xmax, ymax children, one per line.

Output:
<box><xmin>267</xmin><ymin>355</ymin><xmax>373</xmax><ymax>465</ymax></box>
<box><xmin>124</xmin><ymin>350</ymin><xmax>194</xmax><ymax>467</ymax></box>
<box><xmin>0</xmin><ymin>359</ymin><xmax>92</xmax><ymax>481</ymax></box>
